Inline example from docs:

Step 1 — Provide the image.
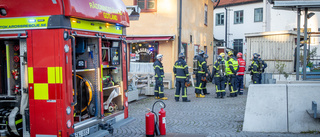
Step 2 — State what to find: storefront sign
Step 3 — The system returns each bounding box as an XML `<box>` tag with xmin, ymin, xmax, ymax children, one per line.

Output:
<box><xmin>135</xmin><ymin>48</ymin><xmax>152</xmax><ymax>55</ymax></box>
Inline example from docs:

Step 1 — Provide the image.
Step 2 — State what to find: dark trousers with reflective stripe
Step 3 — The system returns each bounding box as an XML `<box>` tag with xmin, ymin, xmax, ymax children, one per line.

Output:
<box><xmin>202</xmin><ymin>81</ymin><xmax>208</xmax><ymax>94</ymax></box>
<box><xmin>154</xmin><ymin>78</ymin><xmax>164</xmax><ymax>98</ymax></box>
<box><xmin>252</xmin><ymin>73</ymin><xmax>260</xmax><ymax>84</ymax></box>
<box><xmin>195</xmin><ymin>73</ymin><xmax>205</xmax><ymax>94</ymax></box>
<box><xmin>214</xmin><ymin>77</ymin><xmax>225</xmax><ymax>97</ymax></box>
<box><xmin>175</xmin><ymin>79</ymin><xmax>188</xmax><ymax>101</ymax></box>
<box><xmin>236</xmin><ymin>75</ymin><xmax>244</xmax><ymax>95</ymax></box>
<box><xmin>226</xmin><ymin>75</ymin><xmax>237</xmax><ymax>97</ymax></box>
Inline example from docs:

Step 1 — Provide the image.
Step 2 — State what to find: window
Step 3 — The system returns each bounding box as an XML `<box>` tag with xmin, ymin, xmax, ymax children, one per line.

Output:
<box><xmin>216</xmin><ymin>13</ymin><xmax>224</xmax><ymax>26</ymax></box>
<box><xmin>194</xmin><ymin>45</ymin><xmax>199</xmax><ymax>55</ymax></box>
<box><xmin>204</xmin><ymin>4</ymin><xmax>208</xmax><ymax>26</ymax></box>
<box><xmin>233</xmin><ymin>39</ymin><xmax>243</xmax><ymax>55</ymax></box>
<box><xmin>254</xmin><ymin>8</ymin><xmax>263</xmax><ymax>22</ymax></box>
<box><xmin>234</xmin><ymin>10</ymin><xmax>243</xmax><ymax>24</ymax></box>
<box><xmin>134</xmin><ymin>0</ymin><xmax>157</xmax><ymax>12</ymax></box>
<box><xmin>130</xmin><ymin>42</ymin><xmax>159</xmax><ymax>62</ymax></box>
<box><xmin>181</xmin><ymin>43</ymin><xmax>188</xmax><ymax>61</ymax></box>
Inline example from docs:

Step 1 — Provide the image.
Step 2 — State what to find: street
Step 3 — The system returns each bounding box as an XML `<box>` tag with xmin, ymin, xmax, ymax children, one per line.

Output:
<box><xmin>109</xmin><ymin>83</ymin><xmax>319</xmax><ymax>137</ymax></box>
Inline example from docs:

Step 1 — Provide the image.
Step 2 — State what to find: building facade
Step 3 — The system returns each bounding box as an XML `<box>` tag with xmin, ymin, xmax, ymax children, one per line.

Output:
<box><xmin>123</xmin><ymin>0</ymin><xmax>214</xmax><ymax>84</ymax></box>
<box><xmin>213</xmin><ymin>0</ymin><xmax>320</xmax><ymax>58</ymax></box>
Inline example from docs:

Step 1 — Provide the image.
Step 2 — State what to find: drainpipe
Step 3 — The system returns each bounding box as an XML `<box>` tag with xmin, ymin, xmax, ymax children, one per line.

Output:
<box><xmin>225</xmin><ymin>6</ymin><xmax>228</xmax><ymax>55</ymax></box>
<box><xmin>178</xmin><ymin>0</ymin><xmax>182</xmax><ymax>55</ymax></box>
<box><xmin>296</xmin><ymin>8</ymin><xmax>301</xmax><ymax>80</ymax></box>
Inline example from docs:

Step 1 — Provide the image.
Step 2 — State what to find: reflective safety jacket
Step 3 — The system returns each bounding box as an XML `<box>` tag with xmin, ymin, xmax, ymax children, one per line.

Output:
<box><xmin>211</xmin><ymin>60</ymin><xmax>225</xmax><ymax>78</ymax></box>
<box><xmin>250</xmin><ymin>59</ymin><xmax>259</xmax><ymax>74</ymax></box>
<box><xmin>173</xmin><ymin>58</ymin><xmax>189</xmax><ymax>80</ymax></box>
<box><xmin>226</xmin><ymin>57</ymin><xmax>239</xmax><ymax>75</ymax></box>
<box><xmin>194</xmin><ymin>55</ymin><xmax>208</xmax><ymax>74</ymax></box>
<box><xmin>237</xmin><ymin>57</ymin><xmax>246</xmax><ymax>75</ymax></box>
<box><xmin>154</xmin><ymin>59</ymin><xmax>164</xmax><ymax>79</ymax></box>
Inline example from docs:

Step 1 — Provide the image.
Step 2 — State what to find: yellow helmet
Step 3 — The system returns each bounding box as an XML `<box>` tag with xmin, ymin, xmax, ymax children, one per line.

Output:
<box><xmin>228</xmin><ymin>51</ymin><xmax>233</xmax><ymax>56</ymax></box>
<box><xmin>219</xmin><ymin>53</ymin><xmax>225</xmax><ymax>58</ymax></box>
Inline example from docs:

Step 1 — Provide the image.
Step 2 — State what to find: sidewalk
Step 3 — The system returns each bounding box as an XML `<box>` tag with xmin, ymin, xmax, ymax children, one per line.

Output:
<box><xmin>108</xmin><ymin>83</ymin><xmax>319</xmax><ymax>137</ymax></box>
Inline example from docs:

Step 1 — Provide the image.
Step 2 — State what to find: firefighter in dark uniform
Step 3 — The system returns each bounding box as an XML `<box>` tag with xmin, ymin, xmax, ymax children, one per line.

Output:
<box><xmin>153</xmin><ymin>54</ymin><xmax>168</xmax><ymax>100</ymax></box>
<box><xmin>211</xmin><ymin>55</ymin><xmax>226</xmax><ymax>98</ymax></box>
<box><xmin>249</xmin><ymin>53</ymin><xmax>260</xmax><ymax>84</ymax></box>
<box><xmin>173</xmin><ymin>53</ymin><xmax>191</xmax><ymax>102</ymax></box>
<box><xmin>258</xmin><ymin>54</ymin><xmax>267</xmax><ymax>84</ymax></box>
<box><xmin>194</xmin><ymin>50</ymin><xmax>207</xmax><ymax>98</ymax></box>
<box><xmin>202</xmin><ymin>54</ymin><xmax>210</xmax><ymax>95</ymax></box>
<box><xmin>226</xmin><ymin>51</ymin><xmax>239</xmax><ymax>97</ymax></box>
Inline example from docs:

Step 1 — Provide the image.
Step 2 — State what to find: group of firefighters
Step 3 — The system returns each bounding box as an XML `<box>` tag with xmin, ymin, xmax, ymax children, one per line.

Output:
<box><xmin>153</xmin><ymin>50</ymin><xmax>267</xmax><ymax>102</ymax></box>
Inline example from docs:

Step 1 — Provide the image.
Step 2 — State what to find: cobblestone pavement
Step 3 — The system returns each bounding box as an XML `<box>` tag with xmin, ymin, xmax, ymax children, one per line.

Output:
<box><xmin>108</xmin><ymin>83</ymin><xmax>319</xmax><ymax>137</ymax></box>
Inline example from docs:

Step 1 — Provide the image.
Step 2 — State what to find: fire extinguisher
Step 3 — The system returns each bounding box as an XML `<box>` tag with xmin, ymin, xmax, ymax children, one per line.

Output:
<box><xmin>145</xmin><ymin>100</ymin><xmax>166</xmax><ymax>137</ymax></box>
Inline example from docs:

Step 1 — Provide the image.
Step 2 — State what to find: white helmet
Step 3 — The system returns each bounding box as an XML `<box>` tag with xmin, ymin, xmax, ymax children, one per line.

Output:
<box><xmin>156</xmin><ymin>54</ymin><xmax>163</xmax><ymax>59</ymax></box>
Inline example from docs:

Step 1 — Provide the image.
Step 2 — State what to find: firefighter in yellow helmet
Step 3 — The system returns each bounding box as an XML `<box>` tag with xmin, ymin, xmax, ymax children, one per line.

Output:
<box><xmin>219</xmin><ymin>52</ymin><xmax>225</xmax><ymax>62</ymax></box>
<box><xmin>225</xmin><ymin>51</ymin><xmax>239</xmax><ymax>97</ymax></box>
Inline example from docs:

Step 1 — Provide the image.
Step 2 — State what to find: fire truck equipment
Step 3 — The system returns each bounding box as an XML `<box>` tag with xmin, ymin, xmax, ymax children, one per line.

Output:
<box><xmin>73</xmin><ymin>75</ymin><xmax>93</xmax><ymax>115</ymax></box>
<box><xmin>145</xmin><ymin>100</ymin><xmax>166</xmax><ymax>136</ymax></box>
<box><xmin>13</xmin><ymin>45</ymin><xmax>20</xmax><ymax>51</ymax></box>
<box><xmin>13</xmin><ymin>56</ymin><xmax>20</xmax><ymax>63</ymax></box>
<box><xmin>11</xmin><ymin>69</ymin><xmax>19</xmax><ymax>80</ymax></box>
<box><xmin>103</xmin><ymin>89</ymin><xmax>119</xmax><ymax>112</ymax></box>
<box><xmin>13</xmin><ymin>85</ymin><xmax>19</xmax><ymax>94</ymax></box>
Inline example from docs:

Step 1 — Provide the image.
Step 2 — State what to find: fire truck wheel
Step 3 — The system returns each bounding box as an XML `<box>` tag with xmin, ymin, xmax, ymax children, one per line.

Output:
<box><xmin>88</xmin><ymin>103</ymin><xmax>95</xmax><ymax>116</ymax></box>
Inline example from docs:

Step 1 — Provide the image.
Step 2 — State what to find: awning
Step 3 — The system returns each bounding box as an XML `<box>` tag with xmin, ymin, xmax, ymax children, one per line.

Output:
<box><xmin>126</xmin><ymin>35</ymin><xmax>175</xmax><ymax>43</ymax></box>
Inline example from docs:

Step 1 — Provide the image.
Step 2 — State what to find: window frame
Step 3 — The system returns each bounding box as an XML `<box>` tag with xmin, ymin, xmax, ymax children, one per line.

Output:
<box><xmin>234</xmin><ymin>10</ymin><xmax>244</xmax><ymax>24</ymax></box>
<box><xmin>254</xmin><ymin>8</ymin><xmax>263</xmax><ymax>22</ymax></box>
<box><xmin>134</xmin><ymin>0</ymin><xmax>157</xmax><ymax>12</ymax></box>
<box><xmin>204</xmin><ymin>4</ymin><xmax>208</xmax><ymax>26</ymax></box>
<box><xmin>215</xmin><ymin>12</ymin><xmax>224</xmax><ymax>26</ymax></box>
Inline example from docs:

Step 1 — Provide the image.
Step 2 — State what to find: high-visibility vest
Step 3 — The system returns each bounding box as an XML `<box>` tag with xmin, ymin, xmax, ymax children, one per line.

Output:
<box><xmin>237</xmin><ymin>58</ymin><xmax>246</xmax><ymax>75</ymax></box>
<box><xmin>226</xmin><ymin>58</ymin><xmax>238</xmax><ymax>75</ymax></box>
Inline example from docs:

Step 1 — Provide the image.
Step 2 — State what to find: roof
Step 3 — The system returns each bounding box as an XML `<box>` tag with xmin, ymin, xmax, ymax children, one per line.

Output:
<box><xmin>214</xmin><ymin>0</ymin><xmax>263</xmax><ymax>8</ymax></box>
<box><xmin>245</xmin><ymin>30</ymin><xmax>304</xmax><ymax>37</ymax></box>
<box><xmin>273</xmin><ymin>0</ymin><xmax>320</xmax><ymax>11</ymax></box>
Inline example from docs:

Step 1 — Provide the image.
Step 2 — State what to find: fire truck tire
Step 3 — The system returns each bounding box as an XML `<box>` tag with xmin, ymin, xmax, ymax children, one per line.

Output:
<box><xmin>88</xmin><ymin>103</ymin><xmax>95</xmax><ymax>116</ymax></box>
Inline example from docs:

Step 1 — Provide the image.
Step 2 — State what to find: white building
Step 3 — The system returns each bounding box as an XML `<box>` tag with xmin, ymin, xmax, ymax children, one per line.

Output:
<box><xmin>213</xmin><ymin>0</ymin><xmax>320</xmax><ymax>57</ymax></box>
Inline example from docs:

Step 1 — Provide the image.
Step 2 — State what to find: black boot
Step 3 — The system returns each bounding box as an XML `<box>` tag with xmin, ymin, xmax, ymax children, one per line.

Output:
<box><xmin>183</xmin><ymin>99</ymin><xmax>191</xmax><ymax>102</ymax></box>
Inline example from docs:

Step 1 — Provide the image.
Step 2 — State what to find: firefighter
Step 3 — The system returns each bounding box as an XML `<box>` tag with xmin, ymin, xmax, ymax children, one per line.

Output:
<box><xmin>153</xmin><ymin>54</ymin><xmax>168</xmax><ymax>100</ymax></box>
<box><xmin>211</xmin><ymin>55</ymin><xmax>226</xmax><ymax>98</ymax></box>
<box><xmin>202</xmin><ymin>54</ymin><xmax>210</xmax><ymax>95</ymax></box>
<box><xmin>249</xmin><ymin>53</ymin><xmax>260</xmax><ymax>84</ymax></box>
<box><xmin>220</xmin><ymin>52</ymin><xmax>225</xmax><ymax>61</ymax></box>
<box><xmin>173</xmin><ymin>53</ymin><xmax>191</xmax><ymax>102</ymax></box>
<box><xmin>225</xmin><ymin>51</ymin><xmax>239</xmax><ymax>97</ymax></box>
<box><xmin>236</xmin><ymin>52</ymin><xmax>246</xmax><ymax>95</ymax></box>
<box><xmin>194</xmin><ymin>50</ymin><xmax>207</xmax><ymax>98</ymax></box>
<box><xmin>258</xmin><ymin>54</ymin><xmax>268</xmax><ymax>84</ymax></box>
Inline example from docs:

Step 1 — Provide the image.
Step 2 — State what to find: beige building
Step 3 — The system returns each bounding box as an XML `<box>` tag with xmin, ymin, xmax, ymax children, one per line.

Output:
<box><xmin>124</xmin><ymin>0</ymin><xmax>214</xmax><ymax>87</ymax></box>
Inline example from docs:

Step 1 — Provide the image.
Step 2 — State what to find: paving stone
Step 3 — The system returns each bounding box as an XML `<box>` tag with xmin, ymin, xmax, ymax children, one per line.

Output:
<box><xmin>106</xmin><ymin>83</ymin><xmax>319</xmax><ymax>137</ymax></box>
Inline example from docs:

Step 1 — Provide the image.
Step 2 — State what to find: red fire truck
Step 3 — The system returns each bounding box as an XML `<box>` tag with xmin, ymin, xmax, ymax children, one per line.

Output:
<box><xmin>0</xmin><ymin>0</ymin><xmax>129</xmax><ymax>136</ymax></box>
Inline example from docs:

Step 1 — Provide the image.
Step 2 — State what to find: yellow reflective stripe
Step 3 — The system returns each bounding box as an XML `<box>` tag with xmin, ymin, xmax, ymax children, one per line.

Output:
<box><xmin>34</xmin><ymin>83</ymin><xmax>48</xmax><ymax>100</ymax></box>
<box><xmin>201</xmin><ymin>61</ymin><xmax>206</xmax><ymax>65</ymax></box>
<box><xmin>15</xmin><ymin>119</ymin><xmax>22</xmax><ymax>125</ymax></box>
<box><xmin>186</xmin><ymin>74</ymin><xmax>189</xmax><ymax>76</ymax></box>
<box><xmin>174</xmin><ymin>66</ymin><xmax>185</xmax><ymax>69</ymax></box>
<box><xmin>28</xmin><ymin>67</ymin><xmax>34</xmax><ymax>83</ymax></box>
<box><xmin>159</xmin><ymin>87</ymin><xmax>163</xmax><ymax>93</ymax></box>
<box><xmin>176</xmin><ymin>76</ymin><xmax>186</xmax><ymax>78</ymax></box>
<box><xmin>154</xmin><ymin>90</ymin><xmax>159</xmax><ymax>93</ymax></box>
<box><xmin>47</xmin><ymin>67</ymin><xmax>55</xmax><ymax>84</ymax></box>
<box><xmin>53</xmin><ymin>67</ymin><xmax>63</xmax><ymax>84</ymax></box>
<box><xmin>0</xmin><ymin>16</ymin><xmax>50</xmax><ymax>30</ymax></box>
<box><xmin>101</xmin><ymin>65</ymin><xmax>103</xmax><ymax>92</ymax></box>
<box><xmin>195</xmin><ymin>83</ymin><xmax>202</xmax><ymax>89</ymax></box>
<box><xmin>175</xmin><ymin>95</ymin><xmax>180</xmax><ymax>97</ymax></box>
<box><xmin>184</xmin><ymin>65</ymin><xmax>188</xmax><ymax>68</ymax></box>
<box><xmin>6</xmin><ymin>46</ymin><xmax>10</xmax><ymax>78</ymax></box>
<box><xmin>70</xmin><ymin>18</ymin><xmax>122</xmax><ymax>35</ymax></box>
<box><xmin>197</xmin><ymin>71</ymin><xmax>205</xmax><ymax>74</ymax></box>
<box><xmin>221</xmin><ymin>90</ymin><xmax>225</xmax><ymax>92</ymax></box>
<box><xmin>182</xmin><ymin>88</ymin><xmax>187</xmax><ymax>97</ymax></box>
